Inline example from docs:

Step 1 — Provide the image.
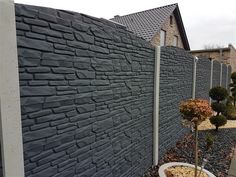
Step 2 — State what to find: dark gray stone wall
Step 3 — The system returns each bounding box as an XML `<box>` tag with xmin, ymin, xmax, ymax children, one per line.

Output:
<box><xmin>196</xmin><ymin>57</ymin><xmax>211</xmax><ymax>100</ymax></box>
<box><xmin>159</xmin><ymin>47</ymin><xmax>193</xmax><ymax>157</ymax></box>
<box><xmin>16</xmin><ymin>4</ymin><xmax>154</xmax><ymax>177</ymax></box>
<box><xmin>213</xmin><ymin>61</ymin><xmax>221</xmax><ymax>87</ymax></box>
<box><xmin>11</xmin><ymin>3</ymin><xmax>232</xmax><ymax>177</ymax></box>
<box><xmin>222</xmin><ymin>64</ymin><xmax>227</xmax><ymax>89</ymax></box>
<box><xmin>228</xmin><ymin>66</ymin><xmax>232</xmax><ymax>90</ymax></box>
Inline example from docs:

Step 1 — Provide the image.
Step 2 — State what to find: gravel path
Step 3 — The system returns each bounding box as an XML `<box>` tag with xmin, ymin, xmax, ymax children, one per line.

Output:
<box><xmin>144</xmin><ymin>128</ymin><xmax>236</xmax><ymax>177</ymax></box>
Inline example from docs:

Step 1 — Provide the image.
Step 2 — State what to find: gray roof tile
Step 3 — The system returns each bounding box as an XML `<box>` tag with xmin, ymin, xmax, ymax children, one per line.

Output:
<box><xmin>110</xmin><ymin>4</ymin><xmax>177</xmax><ymax>41</ymax></box>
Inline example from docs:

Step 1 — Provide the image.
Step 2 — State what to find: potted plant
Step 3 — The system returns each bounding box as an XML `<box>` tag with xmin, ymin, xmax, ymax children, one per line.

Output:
<box><xmin>158</xmin><ymin>99</ymin><xmax>215</xmax><ymax>177</ymax></box>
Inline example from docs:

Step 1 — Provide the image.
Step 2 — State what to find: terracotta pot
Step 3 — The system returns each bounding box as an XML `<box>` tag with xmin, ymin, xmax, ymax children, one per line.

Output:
<box><xmin>158</xmin><ymin>162</ymin><xmax>215</xmax><ymax>177</ymax></box>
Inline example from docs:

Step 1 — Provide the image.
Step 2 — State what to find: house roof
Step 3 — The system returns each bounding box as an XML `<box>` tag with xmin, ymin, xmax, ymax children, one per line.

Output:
<box><xmin>191</xmin><ymin>48</ymin><xmax>230</xmax><ymax>53</ymax></box>
<box><xmin>110</xmin><ymin>3</ymin><xmax>190</xmax><ymax>50</ymax></box>
<box><xmin>191</xmin><ymin>44</ymin><xmax>235</xmax><ymax>53</ymax></box>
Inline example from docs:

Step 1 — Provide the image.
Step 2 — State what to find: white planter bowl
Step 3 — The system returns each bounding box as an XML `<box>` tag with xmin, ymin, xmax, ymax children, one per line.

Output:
<box><xmin>158</xmin><ymin>162</ymin><xmax>215</xmax><ymax>177</ymax></box>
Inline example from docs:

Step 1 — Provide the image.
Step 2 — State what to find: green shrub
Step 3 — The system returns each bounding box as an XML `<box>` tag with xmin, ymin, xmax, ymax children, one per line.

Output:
<box><xmin>223</xmin><ymin>104</ymin><xmax>236</xmax><ymax>120</ymax></box>
<box><xmin>229</xmin><ymin>83</ymin><xmax>236</xmax><ymax>87</ymax></box>
<box><xmin>205</xmin><ymin>133</ymin><xmax>214</xmax><ymax>150</ymax></box>
<box><xmin>226</xmin><ymin>96</ymin><xmax>233</xmax><ymax>106</ymax></box>
<box><xmin>211</xmin><ymin>102</ymin><xmax>226</xmax><ymax>113</ymax></box>
<box><xmin>209</xmin><ymin>86</ymin><xmax>228</xmax><ymax>101</ymax></box>
<box><xmin>231</xmin><ymin>72</ymin><xmax>236</xmax><ymax>79</ymax></box>
<box><xmin>210</xmin><ymin>115</ymin><xmax>227</xmax><ymax>131</ymax></box>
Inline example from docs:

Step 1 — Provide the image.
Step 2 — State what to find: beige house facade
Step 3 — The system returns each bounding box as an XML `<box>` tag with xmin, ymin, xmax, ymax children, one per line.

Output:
<box><xmin>151</xmin><ymin>14</ymin><xmax>184</xmax><ymax>48</ymax></box>
<box><xmin>191</xmin><ymin>44</ymin><xmax>236</xmax><ymax>71</ymax></box>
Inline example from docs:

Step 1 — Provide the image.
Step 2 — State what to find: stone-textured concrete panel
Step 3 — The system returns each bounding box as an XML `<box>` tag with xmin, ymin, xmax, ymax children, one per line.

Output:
<box><xmin>16</xmin><ymin>3</ymin><xmax>154</xmax><ymax>177</ymax></box>
<box><xmin>196</xmin><ymin>57</ymin><xmax>211</xmax><ymax>100</ymax></box>
<box><xmin>159</xmin><ymin>47</ymin><xmax>193</xmax><ymax>157</ymax></box>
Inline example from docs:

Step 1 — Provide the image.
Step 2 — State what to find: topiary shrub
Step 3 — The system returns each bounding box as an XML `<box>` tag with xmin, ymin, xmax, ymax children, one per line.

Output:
<box><xmin>179</xmin><ymin>99</ymin><xmax>212</xmax><ymax>177</ymax></box>
<box><xmin>209</xmin><ymin>86</ymin><xmax>228</xmax><ymax>102</ymax></box>
<box><xmin>209</xmin><ymin>86</ymin><xmax>228</xmax><ymax>131</ymax></box>
<box><xmin>229</xmin><ymin>72</ymin><xmax>236</xmax><ymax>106</ymax></box>
<box><xmin>231</xmin><ymin>72</ymin><xmax>236</xmax><ymax>80</ymax></box>
<box><xmin>210</xmin><ymin>115</ymin><xmax>227</xmax><ymax>131</ymax></box>
<box><xmin>223</xmin><ymin>104</ymin><xmax>236</xmax><ymax>120</ymax></box>
<box><xmin>211</xmin><ymin>102</ymin><xmax>226</xmax><ymax>113</ymax></box>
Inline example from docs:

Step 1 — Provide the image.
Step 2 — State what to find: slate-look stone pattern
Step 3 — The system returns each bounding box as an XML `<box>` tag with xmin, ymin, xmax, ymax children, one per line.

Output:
<box><xmin>212</xmin><ymin>60</ymin><xmax>221</xmax><ymax>87</ymax></box>
<box><xmin>222</xmin><ymin>64</ymin><xmax>227</xmax><ymax>88</ymax></box>
<box><xmin>159</xmin><ymin>47</ymin><xmax>193</xmax><ymax>157</ymax></box>
<box><xmin>15</xmin><ymin>3</ymin><xmax>154</xmax><ymax>177</ymax></box>
<box><xmin>158</xmin><ymin>47</ymin><xmax>229</xmax><ymax>158</ymax></box>
<box><xmin>195</xmin><ymin>57</ymin><xmax>211</xmax><ymax>100</ymax></box>
<box><xmin>0</xmin><ymin>3</ymin><xmax>228</xmax><ymax>177</ymax></box>
<box><xmin>228</xmin><ymin>65</ymin><xmax>232</xmax><ymax>90</ymax></box>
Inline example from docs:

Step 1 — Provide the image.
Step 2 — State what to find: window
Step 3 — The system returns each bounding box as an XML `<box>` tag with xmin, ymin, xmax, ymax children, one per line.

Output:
<box><xmin>170</xmin><ymin>16</ymin><xmax>173</xmax><ymax>25</ymax></box>
<box><xmin>160</xmin><ymin>30</ymin><xmax>166</xmax><ymax>46</ymax></box>
<box><xmin>173</xmin><ymin>35</ymin><xmax>178</xmax><ymax>47</ymax></box>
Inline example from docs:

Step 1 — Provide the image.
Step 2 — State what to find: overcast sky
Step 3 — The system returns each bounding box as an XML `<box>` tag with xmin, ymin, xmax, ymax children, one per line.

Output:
<box><xmin>15</xmin><ymin>0</ymin><xmax>236</xmax><ymax>50</ymax></box>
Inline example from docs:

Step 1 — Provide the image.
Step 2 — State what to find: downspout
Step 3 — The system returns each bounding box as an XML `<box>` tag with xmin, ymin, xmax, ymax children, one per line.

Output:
<box><xmin>210</xmin><ymin>59</ymin><xmax>214</xmax><ymax>103</ymax></box>
<box><xmin>192</xmin><ymin>56</ymin><xmax>199</xmax><ymax>99</ymax></box>
<box><xmin>220</xmin><ymin>63</ymin><xmax>223</xmax><ymax>86</ymax></box>
<box><xmin>220</xmin><ymin>49</ymin><xmax>223</xmax><ymax>86</ymax></box>
<box><xmin>153</xmin><ymin>46</ymin><xmax>161</xmax><ymax>165</ymax></box>
<box><xmin>226</xmin><ymin>65</ymin><xmax>228</xmax><ymax>89</ymax></box>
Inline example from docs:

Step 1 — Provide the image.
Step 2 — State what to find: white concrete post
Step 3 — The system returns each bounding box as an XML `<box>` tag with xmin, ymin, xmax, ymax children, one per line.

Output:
<box><xmin>220</xmin><ymin>63</ymin><xmax>223</xmax><ymax>86</ymax></box>
<box><xmin>153</xmin><ymin>46</ymin><xmax>161</xmax><ymax>165</ymax></box>
<box><xmin>192</xmin><ymin>57</ymin><xmax>198</xmax><ymax>99</ymax></box>
<box><xmin>226</xmin><ymin>65</ymin><xmax>228</xmax><ymax>89</ymax></box>
<box><xmin>0</xmin><ymin>0</ymin><xmax>25</xmax><ymax>177</ymax></box>
<box><xmin>210</xmin><ymin>59</ymin><xmax>214</xmax><ymax>103</ymax></box>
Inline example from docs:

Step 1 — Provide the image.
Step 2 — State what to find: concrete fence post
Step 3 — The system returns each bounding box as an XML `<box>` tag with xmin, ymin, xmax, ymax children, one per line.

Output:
<box><xmin>0</xmin><ymin>0</ymin><xmax>25</xmax><ymax>177</ymax></box>
<box><xmin>226</xmin><ymin>65</ymin><xmax>228</xmax><ymax>89</ymax></box>
<box><xmin>210</xmin><ymin>59</ymin><xmax>214</xmax><ymax>103</ymax></box>
<box><xmin>192</xmin><ymin>57</ymin><xmax>198</xmax><ymax>99</ymax></box>
<box><xmin>153</xmin><ymin>46</ymin><xmax>161</xmax><ymax>165</ymax></box>
<box><xmin>220</xmin><ymin>63</ymin><xmax>223</xmax><ymax>86</ymax></box>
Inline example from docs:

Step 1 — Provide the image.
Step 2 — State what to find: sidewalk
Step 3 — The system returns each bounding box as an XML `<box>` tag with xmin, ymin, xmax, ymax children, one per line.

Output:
<box><xmin>228</xmin><ymin>148</ymin><xmax>236</xmax><ymax>177</ymax></box>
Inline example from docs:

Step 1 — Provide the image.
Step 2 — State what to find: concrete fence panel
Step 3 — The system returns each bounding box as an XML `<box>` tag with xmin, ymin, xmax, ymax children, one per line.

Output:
<box><xmin>0</xmin><ymin>3</ymin><xmax>232</xmax><ymax>177</ymax></box>
<box><xmin>222</xmin><ymin>64</ymin><xmax>227</xmax><ymax>89</ymax></box>
<box><xmin>159</xmin><ymin>47</ymin><xmax>193</xmax><ymax>157</ymax></box>
<box><xmin>213</xmin><ymin>60</ymin><xmax>221</xmax><ymax>87</ymax></box>
<box><xmin>195</xmin><ymin>57</ymin><xmax>211</xmax><ymax>100</ymax></box>
<box><xmin>16</xmin><ymin>3</ymin><xmax>154</xmax><ymax>177</ymax></box>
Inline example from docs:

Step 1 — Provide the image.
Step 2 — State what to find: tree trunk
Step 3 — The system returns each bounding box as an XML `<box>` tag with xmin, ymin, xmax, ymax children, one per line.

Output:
<box><xmin>216</xmin><ymin>126</ymin><xmax>218</xmax><ymax>131</ymax></box>
<box><xmin>217</xmin><ymin>100</ymin><xmax>220</xmax><ymax>116</ymax></box>
<box><xmin>194</xmin><ymin>124</ymin><xmax>198</xmax><ymax>177</ymax></box>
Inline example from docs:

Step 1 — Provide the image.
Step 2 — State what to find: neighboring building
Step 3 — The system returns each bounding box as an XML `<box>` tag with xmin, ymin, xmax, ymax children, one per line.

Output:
<box><xmin>191</xmin><ymin>44</ymin><xmax>236</xmax><ymax>71</ymax></box>
<box><xmin>110</xmin><ymin>3</ymin><xmax>190</xmax><ymax>50</ymax></box>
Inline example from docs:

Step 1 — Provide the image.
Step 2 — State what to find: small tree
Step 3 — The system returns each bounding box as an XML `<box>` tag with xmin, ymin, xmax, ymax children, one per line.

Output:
<box><xmin>179</xmin><ymin>99</ymin><xmax>212</xmax><ymax>177</ymax></box>
<box><xmin>209</xmin><ymin>86</ymin><xmax>228</xmax><ymax>131</ymax></box>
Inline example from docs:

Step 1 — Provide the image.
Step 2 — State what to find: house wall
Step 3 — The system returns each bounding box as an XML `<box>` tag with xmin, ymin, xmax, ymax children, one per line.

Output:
<box><xmin>191</xmin><ymin>50</ymin><xmax>231</xmax><ymax>64</ymax></box>
<box><xmin>230</xmin><ymin>47</ymin><xmax>236</xmax><ymax>72</ymax></box>
<box><xmin>191</xmin><ymin>46</ymin><xmax>236</xmax><ymax>72</ymax></box>
<box><xmin>16</xmin><ymin>4</ymin><xmax>154</xmax><ymax>177</ymax></box>
<box><xmin>150</xmin><ymin>13</ymin><xmax>184</xmax><ymax>49</ymax></box>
